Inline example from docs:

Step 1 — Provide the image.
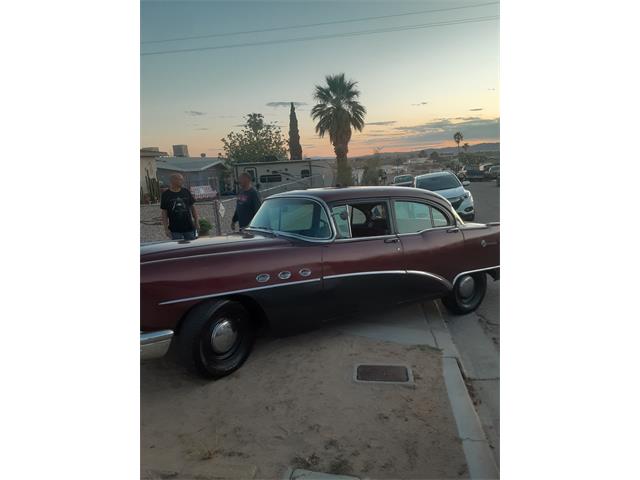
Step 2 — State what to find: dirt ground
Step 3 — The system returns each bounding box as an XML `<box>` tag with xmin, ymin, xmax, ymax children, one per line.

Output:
<box><xmin>141</xmin><ymin>327</ymin><xmax>468</xmax><ymax>479</ymax></box>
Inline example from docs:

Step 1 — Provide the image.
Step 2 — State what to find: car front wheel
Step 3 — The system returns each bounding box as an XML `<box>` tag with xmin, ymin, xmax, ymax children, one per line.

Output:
<box><xmin>175</xmin><ymin>300</ymin><xmax>255</xmax><ymax>379</ymax></box>
<box><xmin>442</xmin><ymin>272</ymin><xmax>487</xmax><ymax>314</ymax></box>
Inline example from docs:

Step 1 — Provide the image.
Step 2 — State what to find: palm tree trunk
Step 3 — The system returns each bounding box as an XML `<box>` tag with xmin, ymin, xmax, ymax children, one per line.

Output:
<box><xmin>334</xmin><ymin>143</ymin><xmax>352</xmax><ymax>186</ymax></box>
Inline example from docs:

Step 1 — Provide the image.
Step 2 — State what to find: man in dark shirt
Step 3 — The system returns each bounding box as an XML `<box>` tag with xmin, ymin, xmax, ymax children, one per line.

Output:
<box><xmin>232</xmin><ymin>172</ymin><xmax>262</xmax><ymax>230</ymax></box>
<box><xmin>160</xmin><ymin>173</ymin><xmax>199</xmax><ymax>240</ymax></box>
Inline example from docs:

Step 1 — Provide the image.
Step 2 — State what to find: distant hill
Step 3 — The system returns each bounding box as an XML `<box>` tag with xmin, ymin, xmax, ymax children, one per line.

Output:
<box><xmin>350</xmin><ymin>143</ymin><xmax>499</xmax><ymax>163</ymax></box>
<box><xmin>414</xmin><ymin>142</ymin><xmax>500</xmax><ymax>155</ymax></box>
<box><xmin>307</xmin><ymin>143</ymin><xmax>499</xmax><ymax>162</ymax></box>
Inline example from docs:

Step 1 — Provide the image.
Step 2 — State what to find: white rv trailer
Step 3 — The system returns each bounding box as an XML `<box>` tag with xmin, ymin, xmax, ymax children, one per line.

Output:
<box><xmin>233</xmin><ymin>159</ymin><xmax>334</xmax><ymax>198</ymax></box>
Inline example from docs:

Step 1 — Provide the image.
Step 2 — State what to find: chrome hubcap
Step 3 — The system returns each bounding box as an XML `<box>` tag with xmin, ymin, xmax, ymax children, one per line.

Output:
<box><xmin>210</xmin><ymin>319</ymin><xmax>238</xmax><ymax>353</ymax></box>
<box><xmin>458</xmin><ymin>275</ymin><xmax>475</xmax><ymax>299</ymax></box>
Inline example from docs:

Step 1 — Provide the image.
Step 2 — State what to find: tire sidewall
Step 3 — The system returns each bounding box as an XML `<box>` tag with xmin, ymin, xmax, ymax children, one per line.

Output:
<box><xmin>177</xmin><ymin>300</ymin><xmax>255</xmax><ymax>379</ymax></box>
<box><xmin>443</xmin><ymin>272</ymin><xmax>487</xmax><ymax>314</ymax></box>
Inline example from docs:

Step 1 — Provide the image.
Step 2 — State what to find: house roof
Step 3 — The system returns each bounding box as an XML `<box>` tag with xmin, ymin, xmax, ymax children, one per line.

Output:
<box><xmin>140</xmin><ymin>147</ymin><xmax>168</xmax><ymax>157</ymax></box>
<box><xmin>156</xmin><ymin>157</ymin><xmax>227</xmax><ymax>172</ymax></box>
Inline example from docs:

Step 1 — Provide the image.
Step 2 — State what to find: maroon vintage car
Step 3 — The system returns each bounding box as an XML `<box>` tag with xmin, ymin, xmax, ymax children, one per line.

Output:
<box><xmin>141</xmin><ymin>186</ymin><xmax>499</xmax><ymax>378</ymax></box>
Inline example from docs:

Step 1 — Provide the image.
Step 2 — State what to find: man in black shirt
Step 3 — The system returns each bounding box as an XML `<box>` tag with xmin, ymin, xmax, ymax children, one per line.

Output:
<box><xmin>160</xmin><ymin>173</ymin><xmax>199</xmax><ymax>240</ymax></box>
<box><xmin>232</xmin><ymin>172</ymin><xmax>262</xmax><ymax>230</ymax></box>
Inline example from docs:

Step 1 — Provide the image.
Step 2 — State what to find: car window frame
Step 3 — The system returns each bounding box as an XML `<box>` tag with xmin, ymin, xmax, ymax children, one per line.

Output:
<box><xmin>390</xmin><ymin>197</ymin><xmax>456</xmax><ymax>236</ymax></box>
<box><xmin>328</xmin><ymin>198</ymin><xmax>396</xmax><ymax>242</ymax></box>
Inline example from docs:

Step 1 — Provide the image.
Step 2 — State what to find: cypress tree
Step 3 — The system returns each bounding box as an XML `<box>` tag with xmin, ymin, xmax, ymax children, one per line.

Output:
<box><xmin>288</xmin><ymin>102</ymin><xmax>303</xmax><ymax>160</ymax></box>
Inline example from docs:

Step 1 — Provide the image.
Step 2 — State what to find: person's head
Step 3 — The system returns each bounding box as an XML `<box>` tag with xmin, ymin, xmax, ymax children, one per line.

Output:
<box><xmin>169</xmin><ymin>173</ymin><xmax>184</xmax><ymax>189</ymax></box>
<box><xmin>238</xmin><ymin>172</ymin><xmax>252</xmax><ymax>190</ymax></box>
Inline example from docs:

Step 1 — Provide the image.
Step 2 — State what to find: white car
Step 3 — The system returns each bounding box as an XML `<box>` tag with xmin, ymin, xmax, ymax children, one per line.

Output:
<box><xmin>414</xmin><ymin>171</ymin><xmax>475</xmax><ymax>221</ymax></box>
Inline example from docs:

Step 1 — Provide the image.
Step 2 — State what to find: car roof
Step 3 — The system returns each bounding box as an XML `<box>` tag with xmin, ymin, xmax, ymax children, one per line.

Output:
<box><xmin>270</xmin><ymin>186</ymin><xmax>453</xmax><ymax>210</ymax></box>
<box><xmin>415</xmin><ymin>171</ymin><xmax>456</xmax><ymax>179</ymax></box>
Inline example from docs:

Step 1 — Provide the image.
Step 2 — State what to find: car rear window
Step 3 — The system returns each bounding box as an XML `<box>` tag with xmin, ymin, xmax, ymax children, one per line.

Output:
<box><xmin>415</xmin><ymin>173</ymin><xmax>461</xmax><ymax>191</ymax></box>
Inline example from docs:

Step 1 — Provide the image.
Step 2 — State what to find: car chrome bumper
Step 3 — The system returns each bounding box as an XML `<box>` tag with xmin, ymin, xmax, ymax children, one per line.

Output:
<box><xmin>141</xmin><ymin>330</ymin><xmax>173</xmax><ymax>360</ymax></box>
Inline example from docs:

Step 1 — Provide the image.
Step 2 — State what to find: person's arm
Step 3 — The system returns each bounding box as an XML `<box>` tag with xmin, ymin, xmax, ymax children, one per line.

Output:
<box><xmin>161</xmin><ymin>210</ymin><xmax>170</xmax><ymax>237</ymax></box>
<box><xmin>252</xmin><ymin>190</ymin><xmax>262</xmax><ymax>215</ymax></box>
<box><xmin>160</xmin><ymin>194</ymin><xmax>171</xmax><ymax>237</ymax></box>
<box><xmin>188</xmin><ymin>190</ymin><xmax>199</xmax><ymax>231</ymax></box>
<box><xmin>231</xmin><ymin>206</ymin><xmax>238</xmax><ymax>229</ymax></box>
<box><xmin>191</xmin><ymin>205</ymin><xmax>199</xmax><ymax>231</ymax></box>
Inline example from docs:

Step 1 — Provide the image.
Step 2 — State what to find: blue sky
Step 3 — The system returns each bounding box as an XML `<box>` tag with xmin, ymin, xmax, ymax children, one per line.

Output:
<box><xmin>141</xmin><ymin>0</ymin><xmax>499</xmax><ymax>157</ymax></box>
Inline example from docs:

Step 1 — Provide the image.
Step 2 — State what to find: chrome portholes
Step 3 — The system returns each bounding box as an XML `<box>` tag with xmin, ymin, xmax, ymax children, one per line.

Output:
<box><xmin>278</xmin><ymin>271</ymin><xmax>292</xmax><ymax>280</ymax></box>
<box><xmin>299</xmin><ymin>268</ymin><xmax>312</xmax><ymax>277</ymax></box>
<box><xmin>256</xmin><ymin>273</ymin><xmax>270</xmax><ymax>283</ymax></box>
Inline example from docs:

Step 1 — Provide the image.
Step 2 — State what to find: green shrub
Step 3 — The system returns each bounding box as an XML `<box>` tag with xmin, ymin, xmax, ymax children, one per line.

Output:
<box><xmin>198</xmin><ymin>218</ymin><xmax>212</xmax><ymax>235</ymax></box>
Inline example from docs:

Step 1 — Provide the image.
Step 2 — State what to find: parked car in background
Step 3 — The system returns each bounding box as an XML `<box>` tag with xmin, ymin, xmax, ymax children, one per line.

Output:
<box><xmin>141</xmin><ymin>186</ymin><xmax>499</xmax><ymax>379</ymax></box>
<box><xmin>457</xmin><ymin>167</ymin><xmax>485</xmax><ymax>182</ymax></box>
<box><xmin>486</xmin><ymin>165</ymin><xmax>500</xmax><ymax>180</ymax></box>
<box><xmin>414</xmin><ymin>171</ymin><xmax>475</xmax><ymax>221</ymax></box>
<box><xmin>391</xmin><ymin>174</ymin><xmax>414</xmax><ymax>187</ymax></box>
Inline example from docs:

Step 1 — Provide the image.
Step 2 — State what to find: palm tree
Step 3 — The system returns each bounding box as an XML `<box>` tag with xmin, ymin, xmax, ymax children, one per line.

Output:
<box><xmin>453</xmin><ymin>131</ymin><xmax>463</xmax><ymax>159</ymax></box>
<box><xmin>461</xmin><ymin>141</ymin><xmax>470</xmax><ymax>167</ymax></box>
<box><xmin>311</xmin><ymin>73</ymin><xmax>366</xmax><ymax>186</ymax></box>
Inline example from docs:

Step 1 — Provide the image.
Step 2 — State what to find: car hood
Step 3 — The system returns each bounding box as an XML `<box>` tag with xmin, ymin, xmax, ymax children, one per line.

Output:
<box><xmin>432</xmin><ymin>185</ymin><xmax>466</xmax><ymax>199</ymax></box>
<box><xmin>140</xmin><ymin>231</ymin><xmax>290</xmax><ymax>263</ymax></box>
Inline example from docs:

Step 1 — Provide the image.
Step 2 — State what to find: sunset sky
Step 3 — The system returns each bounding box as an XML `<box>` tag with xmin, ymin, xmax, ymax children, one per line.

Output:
<box><xmin>141</xmin><ymin>0</ymin><xmax>499</xmax><ymax>158</ymax></box>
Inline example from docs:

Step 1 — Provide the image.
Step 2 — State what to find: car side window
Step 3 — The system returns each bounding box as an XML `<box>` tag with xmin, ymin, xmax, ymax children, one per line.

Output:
<box><xmin>431</xmin><ymin>207</ymin><xmax>450</xmax><ymax>227</ymax></box>
<box><xmin>331</xmin><ymin>201</ymin><xmax>392</xmax><ymax>238</ymax></box>
<box><xmin>394</xmin><ymin>201</ymin><xmax>432</xmax><ymax>233</ymax></box>
<box><xmin>349</xmin><ymin>202</ymin><xmax>391</xmax><ymax>238</ymax></box>
<box><xmin>331</xmin><ymin>205</ymin><xmax>352</xmax><ymax>239</ymax></box>
<box><xmin>394</xmin><ymin>200</ymin><xmax>452</xmax><ymax>233</ymax></box>
<box><xmin>351</xmin><ymin>207</ymin><xmax>367</xmax><ymax>225</ymax></box>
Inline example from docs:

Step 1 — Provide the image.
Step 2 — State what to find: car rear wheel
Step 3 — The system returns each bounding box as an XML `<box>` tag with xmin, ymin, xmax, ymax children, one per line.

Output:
<box><xmin>174</xmin><ymin>300</ymin><xmax>254</xmax><ymax>379</ymax></box>
<box><xmin>442</xmin><ymin>272</ymin><xmax>487</xmax><ymax>314</ymax></box>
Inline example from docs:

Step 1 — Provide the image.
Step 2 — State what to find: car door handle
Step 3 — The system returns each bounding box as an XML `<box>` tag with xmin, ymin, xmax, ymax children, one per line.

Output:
<box><xmin>384</xmin><ymin>237</ymin><xmax>399</xmax><ymax>243</ymax></box>
<box><xmin>446</xmin><ymin>227</ymin><xmax>460</xmax><ymax>233</ymax></box>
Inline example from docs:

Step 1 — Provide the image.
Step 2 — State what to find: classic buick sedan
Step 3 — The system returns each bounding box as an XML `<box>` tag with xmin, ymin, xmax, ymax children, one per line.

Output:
<box><xmin>141</xmin><ymin>186</ymin><xmax>499</xmax><ymax>378</ymax></box>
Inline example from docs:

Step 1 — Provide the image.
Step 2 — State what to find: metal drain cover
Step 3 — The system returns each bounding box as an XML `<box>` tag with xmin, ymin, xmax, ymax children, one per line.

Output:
<box><xmin>354</xmin><ymin>364</ymin><xmax>413</xmax><ymax>384</ymax></box>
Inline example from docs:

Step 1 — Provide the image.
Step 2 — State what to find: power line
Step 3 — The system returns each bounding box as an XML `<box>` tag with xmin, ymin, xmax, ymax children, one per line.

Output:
<box><xmin>141</xmin><ymin>2</ymin><xmax>499</xmax><ymax>45</ymax></box>
<box><xmin>141</xmin><ymin>15</ymin><xmax>499</xmax><ymax>57</ymax></box>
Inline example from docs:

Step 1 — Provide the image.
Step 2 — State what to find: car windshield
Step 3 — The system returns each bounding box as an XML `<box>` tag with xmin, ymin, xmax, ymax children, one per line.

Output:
<box><xmin>415</xmin><ymin>173</ymin><xmax>461</xmax><ymax>191</ymax></box>
<box><xmin>248</xmin><ymin>197</ymin><xmax>331</xmax><ymax>240</ymax></box>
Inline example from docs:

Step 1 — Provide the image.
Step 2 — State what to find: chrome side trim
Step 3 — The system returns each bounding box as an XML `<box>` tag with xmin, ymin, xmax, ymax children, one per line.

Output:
<box><xmin>334</xmin><ymin>234</ymin><xmax>398</xmax><ymax>243</ymax></box>
<box><xmin>325</xmin><ymin>270</ymin><xmax>452</xmax><ymax>290</ymax></box>
<box><xmin>141</xmin><ymin>246</ymin><xmax>280</xmax><ymax>265</ymax></box>
<box><xmin>324</xmin><ymin>270</ymin><xmax>405</xmax><ymax>279</ymax></box>
<box><xmin>158</xmin><ymin>278</ymin><xmax>322</xmax><ymax>306</ymax></box>
<box><xmin>406</xmin><ymin>270</ymin><xmax>453</xmax><ymax>289</ymax></box>
<box><xmin>157</xmin><ymin>268</ymin><xmax>475</xmax><ymax>307</ymax></box>
<box><xmin>452</xmin><ymin>265</ymin><xmax>500</xmax><ymax>285</ymax></box>
<box><xmin>141</xmin><ymin>330</ymin><xmax>173</xmax><ymax>360</ymax></box>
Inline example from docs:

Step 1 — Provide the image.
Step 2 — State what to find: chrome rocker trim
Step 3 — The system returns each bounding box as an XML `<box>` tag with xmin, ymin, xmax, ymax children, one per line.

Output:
<box><xmin>158</xmin><ymin>270</ymin><xmax>454</xmax><ymax>306</ymax></box>
<box><xmin>141</xmin><ymin>330</ymin><xmax>173</xmax><ymax>360</ymax></box>
<box><xmin>452</xmin><ymin>265</ymin><xmax>500</xmax><ymax>285</ymax></box>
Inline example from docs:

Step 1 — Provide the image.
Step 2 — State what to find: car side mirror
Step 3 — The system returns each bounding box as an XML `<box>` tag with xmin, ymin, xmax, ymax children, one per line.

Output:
<box><xmin>462</xmin><ymin>180</ymin><xmax>471</xmax><ymax>186</ymax></box>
